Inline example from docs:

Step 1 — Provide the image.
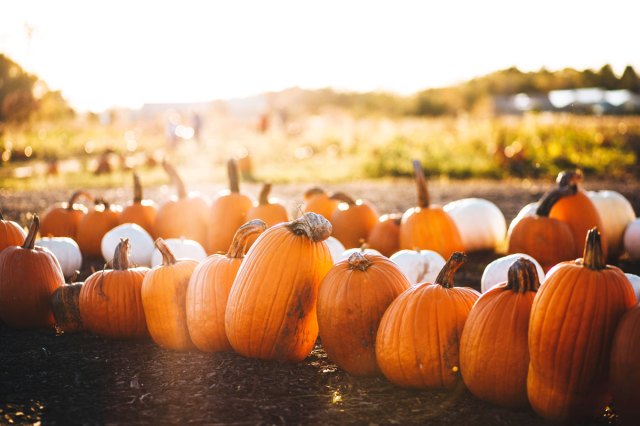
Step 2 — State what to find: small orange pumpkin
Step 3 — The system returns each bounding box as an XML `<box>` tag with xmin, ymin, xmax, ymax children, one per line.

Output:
<box><xmin>120</xmin><ymin>172</ymin><xmax>158</xmax><ymax>238</ymax></box>
<box><xmin>375</xmin><ymin>252</ymin><xmax>479</xmax><ymax>389</ymax></box>
<box><xmin>367</xmin><ymin>213</ymin><xmax>402</xmax><ymax>257</ymax></box>
<box><xmin>141</xmin><ymin>238</ymin><xmax>198</xmax><ymax>350</ymax></box>
<box><xmin>40</xmin><ymin>190</ymin><xmax>94</xmax><ymax>239</ymax></box>
<box><xmin>79</xmin><ymin>238</ymin><xmax>150</xmax><ymax>339</ymax></box>
<box><xmin>330</xmin><ymin>192</ymin><xmax>379</xmax><ymax>249</ymax></box>
<box><xmin>317</xmin><ymin>252</ymin><xmax>410</xmax><ymax>376</ymax></box>
<box><xmin>246</xmin><ymin>183</ymin><xmax>289</xmax><ymax>228</ymax></box>
<box><xmin>399</xmin><ymin>160</ymin><xmax>464</xmax><ymax>259</ymax></box>
<box><xmin>610</xmin><ymin>304</ymin><xmax>640</xmax><ymax>424</ymax></box>
<box><xmin>0</xmin><ymin>211</ymin><xmax>26</xmax><ymax>252</ymax></box>
<box><xmin>0</xmin><ymin>215</ymin><xmax>64</xmax><ymax>329</ymax></box>
<box><xmin>303</xmin><ymin>187</ymin><xmax>340</xmax><ymax>221</ymax></box>
<box><xmin>186</xmin><ymin>220</ymin><xmax>266</xmax><ymax>352</ymax></box>
<box><xmin>207</xmin><ymin>159</ymin><xmax>254</xmax><ymax>254</ymax></box>
<box><xmin>51</xmin><ymin>277</ymin><xmax>84</xmax><ymax>333</ymax></box>
<box><xmin>76</xmin><ymin>197</ymin><xmax>122</xmax><ymax>258</ymax></box>
<box><xmin>459</xmin><ymin>257</ymin><xmax>540</xmax><ymax>409</ymax></box>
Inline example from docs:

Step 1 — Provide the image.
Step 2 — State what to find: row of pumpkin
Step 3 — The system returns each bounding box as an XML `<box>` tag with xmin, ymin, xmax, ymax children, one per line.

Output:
<box><xmin>0</xmin><ymin>209</ymin><xmax>639</xmax><ymax>424</ymax></box>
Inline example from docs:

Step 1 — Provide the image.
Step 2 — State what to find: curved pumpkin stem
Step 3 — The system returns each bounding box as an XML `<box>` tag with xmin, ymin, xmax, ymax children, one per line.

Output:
<box><xmin>23</xmin><ymin>215</ymin><xmax>39</xmax><ymax>250</ymax></box>
<box><xmin>113</xmin><ymin>238</ymin><xmax>131</xmax><ymax>270</ymax></box>
<box><xmin>412</xmin><ymin>159</ymin><xmax>430</xmax><ymax>209</ymax></box>
<box><xmin>227</xmin><ymin>219</ymin><xmax>267</xmax><ymax>258</ymax></box>
<box><xmin>67</xmin><ymin>190</ymin><xmax>94</xmax><ymax>210</ymax></box>
<box><xmin>154</xmin><ymin>238</ymin><xmax>177</xmax><ymax>266</ymax></box>
<box><xmin>348</xmin><ymin>252</ymin><xmax>371</xmax><ymax>272</ymax></box>
<box><xmin>258</xmin><ymin>183</ymin><xmax>272</xmax><ymax>206</ymax></box>
<box><xmin>304</xmin><ymin>187</ymin><xmax>326</xmax><ymax>200</ymax></box>
<box><xmin>330</xmin><ymin>192</ymin><xmax>356</xmax><ymax>206</ymax></box>
<box><xmin>506</xmin><ymin>258</ymin><xmax>540</xmax><ymax>293</ymax></box>
<box><xmin>434</xmin><ymin>251</ymin><xmax>466</xmax><ymax>289</ymax></box>
<box><xmin>535</xmin><ymin>185</ymin><xmax>577</xmax><ymax>217</ymax></box>
<box><xmin>162</xmin><ymin>159</ymin><xmax>187</xmax><ymax>199</ymax></box>
<box><xmin>286</xmin><ymin>212</ymin><xmax>332</xmax><ymax>242</ymax></box>
<box><xmin>556</xmin><ymin>169</ymin><xmax>584</xmax><ymax>189</ymax></box>
<box><xmin>132</xmin><ymin>172</ymin><xmax>143</xmax><ymax>204</ymax></box>
<box><xmin>582</xmin><ymin>227</ymin><xmax>606</xmax><ymax>271</ymax></box>
<box><xmin>94</xmin><ymin>197</ymin><xmax>110</xmax><ymax>211</ymax></box>
<box><xmin>228</xmin><ymin>158</ymin><xmax>240</xmax><ymax>193</ymax></box>
<box><xmin>0</xmin><ymin>211</ymin><xmax>4</xmax><ymax>220</ymax></box>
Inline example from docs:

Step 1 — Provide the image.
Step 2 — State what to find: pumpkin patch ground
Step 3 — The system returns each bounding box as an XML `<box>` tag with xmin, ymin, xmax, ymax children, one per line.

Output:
<box><xmin>1</xmin><ymin>178</ymin><xmax>639</xmax><ymax>425</ymax></box>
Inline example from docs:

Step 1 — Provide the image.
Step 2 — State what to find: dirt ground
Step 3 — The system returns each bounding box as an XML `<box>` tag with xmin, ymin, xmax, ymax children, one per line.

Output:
<box><xmin>1</xmin><ymin>178</ymin><xmax>639</xmax><ymax>425</ymax></box>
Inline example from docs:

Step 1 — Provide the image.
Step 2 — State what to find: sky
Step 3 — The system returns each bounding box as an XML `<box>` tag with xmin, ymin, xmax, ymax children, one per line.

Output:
<box><xmin>1</xmin><ymin>0</ymin><xmax>639</xmax><ymax>112</ymax></box>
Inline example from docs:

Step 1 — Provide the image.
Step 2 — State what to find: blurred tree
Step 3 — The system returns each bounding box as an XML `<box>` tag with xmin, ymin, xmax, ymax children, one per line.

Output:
<box><xmin>0</xmin><ymin>54</ymin><xmax>38</xmax><ymax>124</ymax></box>
<box><xmin>620</xmin><ymin>65</ymin><xmax>640</xmax><ymax>93</ymax></box>
<box><xmin>598</xmin><ymin>64</ymin><xmax>619</xmax><ymax>90</ymax></box>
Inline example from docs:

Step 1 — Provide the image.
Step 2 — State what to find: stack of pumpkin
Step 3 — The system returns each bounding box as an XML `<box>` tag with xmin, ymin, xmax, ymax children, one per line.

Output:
<box><xmin>0</xmin><ymin>158</ymin><xmax>639</xmax><ymax>425</ymax></box>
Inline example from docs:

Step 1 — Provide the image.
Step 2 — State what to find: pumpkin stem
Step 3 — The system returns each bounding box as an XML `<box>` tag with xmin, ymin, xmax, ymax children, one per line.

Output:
<box><xmin>162</xmin><ymin>159</ymin><xmax>187</xmax><ymax>199</ymax></box>
<box><xmin>582</xmin><ymin>227</ymin><xmax>606</xmax><ymax>270</ymax></box>
<box><xmin>228</xmin><ymin>158</ymin><xmax>240</xmax><ymax>193</ymax></box>
<box><xmin>23</xmin><ymin>214</ymin><xmax>39</xmax><ymax>250</ymax></box>
<box><xmin>330</xmin><ymin>192</ymin><xmax>356</xmax><ymax>205</ymax></box>
<box><xmin>286</xmin><ymin>212</ymin><xmax>332</xmax><ymax>242</ymax></box>
<box><xmin>227</xmin><ymin>219</ymin><xmax>267</xmax><ymax>258</ymax></box>
<box><xmin>67</xmin><ymin>190</ymin><xmax>94</xmax><ymax>210</ymax></box>
<box><xmin>556</xmin><ymin>169</ymin><xmax>584</xmax><ymax>189</ymax></box>
<box><xmin>113</xmin><ymin>238</ymin><xmax>131</xmax><ymax>270</ymax></box>
<box><xmin>304</xmin><ymin>187</ymin><xmax>326</xmax><ymax>200</ymax></box>
<box><xmin>0</xmin><ymin>211</ymin><xmax>3</xmax><ymax>220</ymax></box>
<box><xmin>412</xmin><ymin>159</ymin><xmax>430</xmax><ymax>208</ymax></box>
<box><xmin>258</xmin><ymin>183</ymin><xmax>272</xmax><ymax>206</ymax></box>
<box><xmin>94</xmin><ymin>197</ymin><xmax>110</xmax><ymax>210</ymax></box>
<box><xmin>506</xmin><ymin>258</ymin><xmax>540</xmax><ymax>292</ymax></box>
<box><xmin>154</xmin><ymin>238</ymin><xmax>177</xmax><ymax>266</ymax></box>
<box><xmin>434</xmin><ymin>252</ymin><xmax>466</xmax><ymax>288</ymax></box>
<box><xmin>535</xmin><ymin>185</ymin><xmax>577</xmax><ymax>217</ymax></box>
<box><xmin>133</xmin><ymin>172</ymin><xmax>143</xmax><ymax>204</ymax></box>
<box><xmin>348</xmin><ymin>252</ymin><xmax>372</xmax><ymax>271</ymax></box>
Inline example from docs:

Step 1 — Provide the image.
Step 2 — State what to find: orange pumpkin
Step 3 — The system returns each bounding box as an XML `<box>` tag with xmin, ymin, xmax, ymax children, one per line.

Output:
<box><xmin>225</xmin><ymin>213</ymin><xmax>333</xmax><ymax>362</ymax></box>
<box><xmin>0</xmin><ymin>211</ymin><xmax>26</xmax><ymax>252</ymax></box>
<box><xmin>154</xmin><ymin>160</ymin><xmax>209</xmax><ymax>248</ymax></box>
<box><xmin>375</xmin><ymin>252</ymin><xmax>479</xmax><ymax>389</ymax></box>
<box><xmin>399</xmin><ymin>160</ymin><xmax>464</xmax><ymax>259</ymax></box>
<box><xmin>120</xmin><ymin>172</ymin><xmax>158</xmax><ymax>238</ymax></box>
<box><xmin>207</xmin><ymin>159</ymin><xmax>253</xmax><ymax>254</ymax></box>
<box><xmin>40</xmin><ymin>190</ymin><xmax>93</xmax><ymax>239</ymax></box>
<box><xmin>76</xmin><ymin>197</ymin><xmax>122</xmax><ymax>258</ymax></box>
<box><xmin>303</xmin><ymin>187</ymin><xmax>339</xmax><ymax>221</ymax></box>
<box><xmin>549</xmin><ymin>170</ymin><xmax>608</xmax><ymax>259</ymax></box>
<box><xmin>141</xmin><ymin>238</ymin><xmax>198</xmax><ymax>350</ymax></box>
<box><xmin>245</xmin><ymin>183</ymin><xmax>289</xmax><ymax>248</ymax></box>
<box><xmin>0</xmin><ymin>216</ymin><xmax>64</xmax><ymax>329</ymax></box>
<box><xmin>51</xmin><ymin>279</ymin><xmax>84</xmax><ymax>333</ymax></box>
<box><xmin>186</xmin><ymin>220</ymin><xmax>266</xmax><ymax>352</ymax></box>
<box><xmin>367</xmin><ymin>213</ymin><xmax>401</xmax><ymax>257</ymax></box>
<box><xmin>330</xmin><ymin>192</ymin><xmax>379</xmax><ymax>249</ymax></box>
<box><xmin>459</xmin><ymin>257</ymin><xmax>540</xmax><ymax>409</ymax></box>
<box><xmin>508</xmin><ymin>186</ymin><xmax>576</xmax><ymax>271</ymax></box>
<box><xmin>610</xmin><ymin>304</ymin><xmax>640</xmax><ymax>424</ymax></box>
<box><xmin>527</xmin><ymin>228</ymin><xmax>635</xmax><ymax>423</ymax></box>
<box><xmin>79</xmin><ymin>238</ymin><xmax>149</xmax><ymax>339</ymax></box>
<box><xmin>317</xmin><ymin>252</ymin><xmax>410</xmax><ymax>376</ymax></box>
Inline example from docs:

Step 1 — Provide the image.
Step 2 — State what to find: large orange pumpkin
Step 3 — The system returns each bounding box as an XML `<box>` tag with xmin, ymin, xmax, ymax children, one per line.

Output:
<box><xmin>207</xmin><ymin>159</ymin><xmax>253</xmax><ymax>254</ymax></box>
<box><xmin>375</xmin><ymin>252</ymin><xmax>479</xmax><ymax>389</ymax></box>
<box><xmin>141</xmin><ymin>238</ymin><xmax>198</xmax><ymax>350</ymax></box>
<box><xmin>508</xmin><ymin>186</ymin><xmax>576</xmax><ymax>271</ymax></box>
<box><xmin>303</xmin><ymin>187</ymin><xmax>339</xmax><ymax>221</ymax></box>
<box><xmin>610</xmin><ymin>304</ymin><xmax>640</xmax><ymax>424</ymax></box>
<box><xmin>40</xmin><ymin>190</ymin><xmax>93</xmax><ymax>239</ymax></box>
<box><xmin>186</xmin><ymin>220</ymin><xmax>266</xmax><ymax>352</ymax></box>
<box><xmin>76</xmin><ymin>197</ymin><xmax>122</xmax><ymax>258</ymax></box>
<box><xmin>225</xmin><ymin>212</ymin><xmax>333</xmax><ymax>362</ymax></box>
<box><xmin>399</xmin><ymin>160</ymin><xmax>464</xmax><ymax>259</ymax></box>
<box><xmin>459</xmin><ymin>257</ymin><xmax>540</xmax><ymax>409</ymax></box>
<box><xmin>120</xmin><ymin>172</ymin><xmax>158</xmax><ymax>238</ymax></box>
<box><xmin>329</xmin><ymin>192</ymin><xmax>379</xmax><ymax>249</ymax></box>
<box><xmin>367</xmin><ymin>213</ymin><xmax>401</xmax><ymax>257</ymax></box>
<box><xmin>0</xmin><ymin>216</ymin><xmax>64</xmax><ymax>329</ymax></box>
<box><xmin>549</xmin><ymin>170</ymin><xmax>607</xmax><ymax>259</ymax></box>
<box><xmin>317</xmin><ymin>252</ymin><xmax>410</xmax><ymax>376</ymax></box>
<box><xmin>79</xmin><ymin>238</ymin><xmax>150</xmax><ymax>339</ymax></box>
<box><xmin>0</xmin><ymin>211</ymin><xmax>26</xmax><ymax>252</ymax></box>
<box><xmin>154</xmin><ymin>160</ymin><xmax>209</xmax><ymax>248</ymax></box>
<box><xmin>527</xmin><ymin>228</ymin><xmax>635</xmax><ymax>423</ymax></box>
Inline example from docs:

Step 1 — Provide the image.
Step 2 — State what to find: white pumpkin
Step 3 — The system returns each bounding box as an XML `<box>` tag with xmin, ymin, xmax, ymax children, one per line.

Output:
<box><xmin>443</xmin><ymin>198</ymin><xmax>507</xmax><ymax>252</ymax></box>
<box><xmin>389</xmin><ymin>249</ymin><xmax>446</xmax><ymax>286</ymax></box>
<box><xmin>624</xmin><ymin>218</ymin><xmax>640</xmax><ymax>260</ymax></box>
<box><xmin>587</xmin><ymin>190</ymin><xmax>636</xmax><ymax>259</ymax></box>
<box><xmin>35</xmin><ymin>237</ymin><xmax>82</xmax><ymax>279</ymax></box>
<box><xmin>481</xmin><ymin>253</ymin><xmax>545</xmax><ymax>293</ymax></box>
<box><xmin>625</xmin><ymin>273</ymin><xmax>640</xmax><ymax>302</ymax></box>
<box><xmin>150</xmin><ymin>237</ymin><xmax>207</xmax><ymax>267</ymax></box>
<box><xmin>325</xmin><ymin>236</ymin><xmax>346</xmax><ymax>264</ymax></box>
<box><xmin>101</xmin><ymin>223</ymin><xmax>154</xmax><ymax>267</ymax></box>
<box><xmin>506</xmin><ymin>201</ymin><xmax>538</xmax><ymax>238</ymax></box>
